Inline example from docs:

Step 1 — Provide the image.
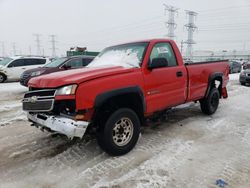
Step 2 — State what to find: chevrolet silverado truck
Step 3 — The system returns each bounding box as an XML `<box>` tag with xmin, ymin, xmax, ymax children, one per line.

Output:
<box><xmin>22</xmin><ymin>39</ymin><xmax>229</xmax><ymax>156</ymax></box>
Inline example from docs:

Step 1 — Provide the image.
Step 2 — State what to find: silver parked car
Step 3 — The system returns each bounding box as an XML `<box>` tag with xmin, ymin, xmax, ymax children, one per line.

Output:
<box><xmin>239</xmin><ymin>69</ymin><xmax>250</xmax><ymax>85</ymax></box>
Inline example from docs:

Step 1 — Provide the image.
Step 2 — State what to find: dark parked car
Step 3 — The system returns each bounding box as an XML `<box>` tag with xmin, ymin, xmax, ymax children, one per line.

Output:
<box><xmin>229</xmin><ymin>61</ymin><xmax>242</xmax><ymax>74</ymax></box>
<box><xmin>243</xmin><ymin>62</ymin><xmax>250</xmax><ymax>70</ymax></box>
<box><xmin>20</xmin><ymin>55</ymin><xmax>94</xmax><ymax>87</ymax></box>
<box><xmin>239</xmin><ymin>69</ymin><xmax>250</xmax><ymax>85</ymax></box>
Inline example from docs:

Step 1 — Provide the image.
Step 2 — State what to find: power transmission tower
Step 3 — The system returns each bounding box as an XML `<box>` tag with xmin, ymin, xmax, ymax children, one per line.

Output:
<box><xmin>184</xmin><ymin>10</ymin><xmax>198</xmax><ymax>60</ymax></box>
<box><xmin>12</xmin><ymin>43</ymin><xmax>16</xmax><ymax>56</ymax></box>
<box><xmin>49</xmin><ymin>34</ymin><xmax>57</xmax><ymax>57</ymax></box>
<box><xmin>33</xmin><ymin>34</ymin><xmax>42</xmax><ymax>56</ymax></box>
<box><xmin>163</xmin><ymin>4</ymin><xmax>178</xmax><ymax>40</ymax></box>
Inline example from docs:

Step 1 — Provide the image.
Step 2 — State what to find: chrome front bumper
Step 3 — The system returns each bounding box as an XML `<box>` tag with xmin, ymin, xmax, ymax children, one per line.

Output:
<box><xmin>27</xmin><ymin>113</ymin><xmax>89</xmax><ymax>139</ymax></box>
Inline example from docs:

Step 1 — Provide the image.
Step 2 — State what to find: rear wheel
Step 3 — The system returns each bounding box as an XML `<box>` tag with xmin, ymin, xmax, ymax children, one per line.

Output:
<box><xmin>97</xmin><ymin>108</ymin><xmax>140</xmax><ymax>156</ymax></box>
<box><xmin>0</xmin><ymin>73</ymin><xmax>6</xmax><ymax>83</ymax></box>
<box><xmin>200</xmin><ymin>87</ymin><xmax>220</xmax><ymax>115</ymax></box>
<box><xmin>241</xmin><ymin>82</ymin><xmax>246</xmax><ymax>86</ymax></box>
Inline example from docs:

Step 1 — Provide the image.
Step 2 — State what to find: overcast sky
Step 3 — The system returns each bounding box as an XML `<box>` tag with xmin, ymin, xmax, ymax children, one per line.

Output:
<box><xmin>0</xmin><ymin>0</ymin><xmax>250</xmax><ymax>56</ymax></box>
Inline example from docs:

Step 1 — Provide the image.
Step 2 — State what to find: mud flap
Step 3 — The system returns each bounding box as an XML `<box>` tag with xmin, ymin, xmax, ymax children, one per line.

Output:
<box><xmin>222</xmin><ymin>87</ymin><xmax>228</xmax><ymax>98</ymax></box>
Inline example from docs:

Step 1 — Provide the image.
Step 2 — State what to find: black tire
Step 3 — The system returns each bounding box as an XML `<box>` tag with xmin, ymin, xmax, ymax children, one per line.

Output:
<box><xmin>241</xmin><ymin>82</ymin><xmax>246</xmax><ymax>86</ymax></box>
<box><xmin>97</xmin><ymin>108</ymin><xmax>140</xmax><ymax>156</ymax></box>
<box><xmin>200</xmin><ymin>87</ymin><xmax>220</xmax><ymax>115</ymax></box>
<box><xmin>0</xmin><ymin>73</ymin><xmax>6</xmax><ymax>83</ymax></box>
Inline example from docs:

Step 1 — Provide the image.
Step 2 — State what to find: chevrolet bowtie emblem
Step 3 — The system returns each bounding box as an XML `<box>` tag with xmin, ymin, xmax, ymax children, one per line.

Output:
<box><xmin>30</xmin><ymin>96</ymin><xmax>38</xmax><ymax>103</ymax></box>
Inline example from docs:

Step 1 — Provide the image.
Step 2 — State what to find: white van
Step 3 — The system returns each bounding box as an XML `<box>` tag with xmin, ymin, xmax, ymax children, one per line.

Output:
<box><xmin>0</xmin><ymin>56</ymin><xmax>49</xmax><ymax>83</ymax></box>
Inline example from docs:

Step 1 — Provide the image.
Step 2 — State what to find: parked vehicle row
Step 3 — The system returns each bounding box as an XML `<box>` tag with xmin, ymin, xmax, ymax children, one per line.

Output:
<box><xmin>0</xmin><ymin>56</ymin><xmax>49</xmax><ymax>83</ymax></box>
<box><xmin>229</xmin><ymin>61</ymin><xmax>242</xmax><ymax>74</ymax></box>
<box><xmin>0</xmin><ymin>55</ymin><xmax>95</xmax><ymax>85</ymax></box>
<box><xmin>20</xmin><ymin>55</ymin><xmax>94</xmax><ymax>86</ymax></box>
<box><xmin>22</xmin><ymin>39</ymin><xmax>230</xmax><ymax>156</ymax></box>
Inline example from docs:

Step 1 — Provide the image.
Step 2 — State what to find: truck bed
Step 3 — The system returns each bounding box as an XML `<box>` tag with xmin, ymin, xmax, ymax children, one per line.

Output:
<box><xmin>185</xmin><ymin>60</ymin><xmax>229</xmax><ymax>102</ymax></box>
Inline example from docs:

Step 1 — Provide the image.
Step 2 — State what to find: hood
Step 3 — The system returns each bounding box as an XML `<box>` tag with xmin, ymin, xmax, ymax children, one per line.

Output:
<box><xmin>23</xmin><ymin>67</ymin><xmax>50</xmax><ymax>74</ymax></box>
<box><xmin>242</xmin><ymin>69</ymin><xmax>250</xmax><ymax>74</ymax></box>
<box><xmin>28</xmin><ymin>66</ymin><xmax>135</xmax><ymax>88</ymax></box>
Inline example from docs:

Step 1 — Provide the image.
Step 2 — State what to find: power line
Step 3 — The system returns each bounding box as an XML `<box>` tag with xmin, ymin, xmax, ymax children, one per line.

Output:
<box><xmin>184</xmin><ymin>10</ymin><xmax>198</xmax><ymax>60</ymax></box>
<box><xmin>49</xmin><ymin>34</ymin><xmax>57</xmax><ymax>57</ymax></box>
<box><xmin>33</xmin><ymin>33</ymin><xmax>41</xmax><ymax>56</ymax></box>
<box><xmin>163</xmin><ymin>4</ymin><xmax>178</xmax><ymax>40</ymax></box>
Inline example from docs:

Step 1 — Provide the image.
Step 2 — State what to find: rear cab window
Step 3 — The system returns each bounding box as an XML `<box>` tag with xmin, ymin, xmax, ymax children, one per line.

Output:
<box><xmin>150</xmin><ymin>43</ymin><xmax>177</xmax><ymax>67</ymax></box>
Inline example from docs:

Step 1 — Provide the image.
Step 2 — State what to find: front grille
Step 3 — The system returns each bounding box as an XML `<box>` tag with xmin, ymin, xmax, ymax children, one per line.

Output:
<box><xmin>23</xmin><ymin>100</ymin><xmax>54</xmax><ymax>111</ymax></box>
<box><xmin>23</xmin><ymin>89</ymin><xmax>56</xmax><ymax>112</ymax></box>
<box><xmin>24</xmin><ymin>89</ymin><xmax>56</xmax><ymax>98</ymax></box>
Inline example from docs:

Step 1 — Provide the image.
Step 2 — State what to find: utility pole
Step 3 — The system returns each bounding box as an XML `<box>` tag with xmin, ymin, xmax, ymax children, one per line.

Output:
<box><xmin>29</xmin><ymin>46</ymin><xmax>32</xmax><ymax>55</ymax></box>
<box><xmin>49</xmin><ymin>34</ymin><xmax>57</xmax><ymax>57</ymax></box>
<box><xmin>184</xmin><ymin>10</ymin><xmax>198</xmax><ymax>61</ymax></box>
<box><xmin>12</xmin><ymin>43</ymin><xmax>16</xmax><ymax>56</ymax></box>
<box><xmin>33</xmin><ymin>34</ymin><xmax>41</xmax><ymax>56</ymax></box>
<box><xmin>0</xmin><ymin>42</ymin><xmax>5</xmax><ymax>57</ymax></box>
<box><xmin>163</xmin><ymin>4</ymin><xmax>178</xmax><ymax>40</ymax></box>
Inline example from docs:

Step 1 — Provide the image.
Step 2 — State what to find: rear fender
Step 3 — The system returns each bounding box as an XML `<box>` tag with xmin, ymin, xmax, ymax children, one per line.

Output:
<box><xmin>205</xmin><ymin>72</ymin><xmax>223</xmax><ymax>98</ymax></box>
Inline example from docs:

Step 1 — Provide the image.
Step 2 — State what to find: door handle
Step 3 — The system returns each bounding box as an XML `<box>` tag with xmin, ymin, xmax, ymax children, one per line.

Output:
<box><xmin>22</xmin><ymin>68</ymin><xmax>26</xmax><ymax>69</ymax></box>
<box><xmin>176</xmin><ymin>71</ymin><xmax>183</xmax><ymax>77</ymax></box>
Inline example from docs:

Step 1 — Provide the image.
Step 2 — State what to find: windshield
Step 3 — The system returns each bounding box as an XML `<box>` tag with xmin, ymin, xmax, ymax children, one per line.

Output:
<box><xmin>44</xmin><ymin>57</ymin><xmax>68</xmax><ymax>68</ymax></box>
<box><xmin>0</xmin><ymin>58</ymin><xmax>13</xmax><ymax>66</ymax></box>
<box><xmin>87</xmin><ymin>42</ymin><xmax>148</xmax><ymax>68</ymax></box>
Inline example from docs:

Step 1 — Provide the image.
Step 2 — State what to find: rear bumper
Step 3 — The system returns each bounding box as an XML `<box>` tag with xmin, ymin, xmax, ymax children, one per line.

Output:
<box><xmin>27</xmin><ymin>113</ymin><xmax>89</xmax><ymax>139</ymax></box>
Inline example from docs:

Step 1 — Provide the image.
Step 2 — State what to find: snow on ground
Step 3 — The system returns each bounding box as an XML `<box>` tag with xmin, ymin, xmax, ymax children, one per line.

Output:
<box><xmin>229</xmin><ymin>73</ymin><xmax>240</xmax><ymax>81</ymax></box>
<box><xmin>0</xmin><ymin>82</ymin><xmax>27</xmax><ymax>126</ymax></box>
<box><xmin>0</xmin><ymin>79</ymin><xmax>250</xmax><ymax>188</ymax></box>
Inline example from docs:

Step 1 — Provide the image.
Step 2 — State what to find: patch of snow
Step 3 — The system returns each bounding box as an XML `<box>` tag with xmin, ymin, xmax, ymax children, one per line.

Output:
<box><xmin>0</xmin><ymin>110</ymin><xmax>26</xmax><ymax>126</ymax></box>
<box><xmin>0</xmin><ymin>103</ymin><xmax>21</xmax><ymax>112</ymax></box>
<box><xmin>229</xmin><ymin>73</ymin><xmax>240</xmax><ymax>81</ymax></box>
<box><xmin>0</xmin><ymin>82</ymin><xmax>27</xmax><ymax>99</ymax></box>
<box><xmin>88</xmin><ymin>50</ymin><xmax>141</xmax><ymax>68</ymax></box>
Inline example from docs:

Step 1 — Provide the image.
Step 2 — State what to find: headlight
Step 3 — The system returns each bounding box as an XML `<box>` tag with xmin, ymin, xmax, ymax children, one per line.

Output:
<box><xmin>31</xmin><ymin>70</ymin><xmax>44</xmax><ymax>76</ymax></box>
<box><xmin>56</xmin><ymin>84</ymin><xmax>77</xmax><ymax>95</ymax></box>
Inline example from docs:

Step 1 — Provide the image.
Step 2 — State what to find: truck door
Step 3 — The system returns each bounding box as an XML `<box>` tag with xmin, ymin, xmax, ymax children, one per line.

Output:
<box><xmin>143</xmin><ymin>42</ymin><xmax>187</xmax><ymax>113</ymax></box>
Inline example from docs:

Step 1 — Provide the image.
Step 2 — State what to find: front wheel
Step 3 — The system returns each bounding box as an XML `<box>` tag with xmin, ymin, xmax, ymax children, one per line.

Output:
<box><xmin>0</xmin><ymin>73</ymin><xmax>6</xmax><ymax>83</ymax></box>
<box><xmin>97</xmin><ymin>108</ymin><xmax>140</xmax><ymax>156</ymax></box>
<box><xmin>200</xmin><ymin>88</ymin><xmax>220</xmax><ymax>115</ymax></box>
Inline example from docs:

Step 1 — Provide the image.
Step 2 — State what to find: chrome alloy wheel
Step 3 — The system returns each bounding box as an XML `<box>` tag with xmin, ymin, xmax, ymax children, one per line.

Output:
<box><xmin>112</xmin><ymin>117</ymin><xmax>134</xmax><ymax>147</ymax></box>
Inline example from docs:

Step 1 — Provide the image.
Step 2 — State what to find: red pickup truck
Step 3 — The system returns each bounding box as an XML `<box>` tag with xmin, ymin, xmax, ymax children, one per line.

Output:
<box><xmin>23</xmin><ymin>39</ymin><xmax>229</xmax><ymax>156</ymax></box>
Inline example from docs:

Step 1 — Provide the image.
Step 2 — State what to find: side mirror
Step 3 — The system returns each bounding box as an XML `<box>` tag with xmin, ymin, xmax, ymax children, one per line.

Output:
<box><xmin>148</xmin><ymin>58</ymin><xmax>168</xmax><ymax>70</ymax></box>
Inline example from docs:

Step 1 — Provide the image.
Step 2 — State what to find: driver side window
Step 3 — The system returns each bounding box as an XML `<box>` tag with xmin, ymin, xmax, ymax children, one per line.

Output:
<box><xmin>66</xmin><ymin>58</ymin><xmax>82</xmax><ymax>68</ymax></box>
<box><xmin>150</xmin><ymin>43</ymin><xmax>177</xmax><ymax>67</ymax></box>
